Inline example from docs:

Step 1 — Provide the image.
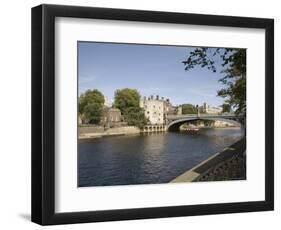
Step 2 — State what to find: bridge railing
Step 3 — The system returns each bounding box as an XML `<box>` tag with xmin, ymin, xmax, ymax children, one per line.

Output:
<box><xmin>167</xmin><ymin>113</ymin><xmax>238</xmax><ymax>120</ymax></box>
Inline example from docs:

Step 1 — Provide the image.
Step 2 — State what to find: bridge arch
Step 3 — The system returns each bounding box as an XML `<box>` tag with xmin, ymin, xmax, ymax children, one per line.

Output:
<box><xmin>167</xmin><ymin>117</ymin><xmax>242</xmax><ymax>132</ymax></box>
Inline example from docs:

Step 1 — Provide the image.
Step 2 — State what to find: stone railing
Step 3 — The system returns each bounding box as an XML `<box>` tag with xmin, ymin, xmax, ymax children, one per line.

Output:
<box><xmin>195</xmin><ymin>151</ymin><xmax>246</xmax><ymax>182</ymax></box>
<box><xmin>170</xmin><ymin>138</ymin><xmax>246</xmax><ymax>183</ymax></box>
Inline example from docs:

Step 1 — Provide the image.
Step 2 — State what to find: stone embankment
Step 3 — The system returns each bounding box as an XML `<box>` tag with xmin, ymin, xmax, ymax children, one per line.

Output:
<box><xmin>170</xmin><ymin>138</ymin><xmax>246</xmax><ymax>183</ymax></box>
<box><xmin>79</xmin><ymin>126</ymin><xmax>140</xmax><ymax>139</ymax></box>
<box><xmin>79</xmin><ymin>125</ymin><xmax>169</xmax><ymax>139</ymax></box>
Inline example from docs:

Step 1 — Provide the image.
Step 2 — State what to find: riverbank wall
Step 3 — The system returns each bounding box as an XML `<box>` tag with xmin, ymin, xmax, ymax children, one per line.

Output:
<box><xmin>79</xmin><ymin>124</ymin><xmax>241</xmax><ymax>139</ymax></box>
<box><xmin>79</xmin><ymin>126</ymin><xmax>141</xmax><ymax>139</ymax></box>
<box><xmin>170</xmin><ymin>138</ymin><xmax>246</xmax><ymax>183</ymax></box>
<box><xmin>79</xmin><ymin>124</ymin><xmax>170</xmax><ymax>139</ymax></box>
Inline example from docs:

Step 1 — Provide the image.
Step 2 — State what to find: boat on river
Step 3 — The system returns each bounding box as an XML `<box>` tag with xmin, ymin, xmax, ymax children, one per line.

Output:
<box><xmin>182</xmin><ymin>127</ymin><xmax>200</xmax><ymax>133</ymax></box>
<box><xmin>187</xmin><ymin>128</ymin><xmax>199</xmax><ymax>131</ymax></box>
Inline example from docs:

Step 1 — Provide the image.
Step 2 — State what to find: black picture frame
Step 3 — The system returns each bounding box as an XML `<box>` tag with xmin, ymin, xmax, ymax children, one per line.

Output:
<box><xmin>31</xmin><ymin>4</ymin><xmax>274</xmax><ymax>225</ymax></box>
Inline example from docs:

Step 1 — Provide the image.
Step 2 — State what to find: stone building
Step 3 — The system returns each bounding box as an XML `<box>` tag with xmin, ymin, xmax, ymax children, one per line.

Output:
<box><xmin>140</xmin><ymin>95</ymin><xmax>164</xmax><ymax>124</ymax></box>
<box><xmin>78</xmin><ymin>113</ymin><xmax>89</xmax><ymax>125</ymax></box>
<box><xmin>202</xmin><ymin>102</ymin><xmax>223</xmax><ymax>114</ymax></box>
<box><xmin>78</xmin><ymin>114</ymin><xmax>82</xmax><ymax>125</ymax></box>
<box><xmin>101</xmin><ymin>107</ymin><xmax>122</xmax><ymax>124</ymax></box>
<box><xmin>104</xmin><ymin>96</ymin><xmax>112</xmax><ymax>107</ymax></box>
<box><xmin>140</xmin><ymin>95</ymin><xmax>182</xmax><ymax>125</ymax></box>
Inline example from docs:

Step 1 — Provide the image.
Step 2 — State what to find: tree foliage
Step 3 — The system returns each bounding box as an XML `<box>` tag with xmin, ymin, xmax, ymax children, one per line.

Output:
<box><xmin>181</xmin><ymin>104</ymin><xmax>197</xmax><ymax>114</ymax></box>
<box><xmin>123</xmin><ymin>107</ymin><xmax>148</xmax><ymax>128</ymax></box>
<box><xmin>79</xmin><ymin>89</ymin><xmax>105</xmax><ymax>124</ymax></box>
<box><xmin>182</xmin><ymin>48</ymin><xmax>246</xmax><ymax>116</ymax></box>
<box><xmin>113</xmin><ymin>88</ymin><xmax>148</xmax><ymax>128</ymax></box>
<box><xmin>84</xmin><ymin>102</ymin><xmax>104</xmax><ymax>124</ymax></box>
<box><xmin>222</xmin><ymin>103</ymin><xmax>231</xmax><ymax>113</ymax></box>
<box><xmin>113</xmin><ymin>88</ymin><xmax>141</xmax><ymax>114</ymax></box>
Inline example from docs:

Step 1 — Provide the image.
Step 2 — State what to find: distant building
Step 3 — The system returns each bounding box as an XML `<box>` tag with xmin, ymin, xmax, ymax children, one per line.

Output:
<box><xmin>104</xmin><ymin>96</ymin><xmax>112</xmax><ymax>107</ymax></box>
<box><xmin>176</xmin><ymin>106</ymin><xmax>182</xmax><ymax>115</ymax></box>
<box><xmin>101</xmin><ymin>107</ymin><xmax>122</xmax><ymax>124</ymax></box>
<box><xmin>140</xmin><ymin>95</ymin><xmax>164</xmax><ymax>124</ymax></box>
<box><xmin>78</xmin><ymin>114</ymin><xmax>82</xmax><ymax>125</ymax></box>
<box><xmin>78</xmin><ymin>113</ymin><xmax>88</xmax><ymax>125</ymax></box>
<box><xmin>140</xmin><ymin>95</ymin><xmax>182</xmax><ymax>125</ymax></box>
<box><xmin>202</xmin><ymin>102</ymin><xmax>223</xmax><ymax>114</ymax></box>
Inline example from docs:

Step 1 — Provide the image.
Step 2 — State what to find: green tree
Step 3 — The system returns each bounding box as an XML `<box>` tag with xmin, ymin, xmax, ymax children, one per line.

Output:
<box><xmin>84</xmin><ymin>102</ymin><xmax>103</xmax><ymax>124</ymax></box>
<box><xmin>222</xmin><ymin>103</ymin><xmax>231</xmax><ymax>113</ymax></box>
<box><xmin>181</xmin><ymin>104</ymin><xmax>197</xmax><ymax>114</ymax></box>
<box><xmin>79</xmin><ymin>89</ymin><xmax>105</xmax><ymax>124</ymax></box>
<box><xmin>113</xmin><ymin>88</ymin><xmax>141</xmax><ymax>114</ymax></box>
<box><xmin>123</xmin><ymin>107</ymin><xmax>148</xmax><ymax>128</ymax></box>
<box><xmin>182</xmin><ymin>48</ymin><xmax>246</xmax><ymax>116</ymax></box>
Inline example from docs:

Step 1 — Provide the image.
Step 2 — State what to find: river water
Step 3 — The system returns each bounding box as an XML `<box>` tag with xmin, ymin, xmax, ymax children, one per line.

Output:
<box><xmin>78</xmin><ymin>128</ymin><xmax>244</xmax><ymax>187</ymax></box>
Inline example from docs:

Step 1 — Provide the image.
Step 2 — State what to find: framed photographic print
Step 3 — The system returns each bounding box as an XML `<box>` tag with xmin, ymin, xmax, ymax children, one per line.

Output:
<box><xmin>31</xmin><ymin>4</ymin><xmax>274</xmax><ymax>225</ymax></box>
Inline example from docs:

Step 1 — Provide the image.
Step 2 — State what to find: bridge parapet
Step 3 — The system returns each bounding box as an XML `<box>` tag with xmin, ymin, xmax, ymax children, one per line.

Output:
<box><xmin>166</xmin><ymin>113</ymin><xmax>244</xmax><ymax>131</ymax></box>
<box><xmin>167</xmin><ymin>113</ymin><xmax>242</xmax><ymax>121</ymax></box>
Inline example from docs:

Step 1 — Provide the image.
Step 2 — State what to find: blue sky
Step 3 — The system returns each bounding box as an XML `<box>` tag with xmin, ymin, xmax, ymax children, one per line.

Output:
<box><xmin>78</xmin><ymin>42</ymin><xmax>226</xmax><ymax>107</ymax></box>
